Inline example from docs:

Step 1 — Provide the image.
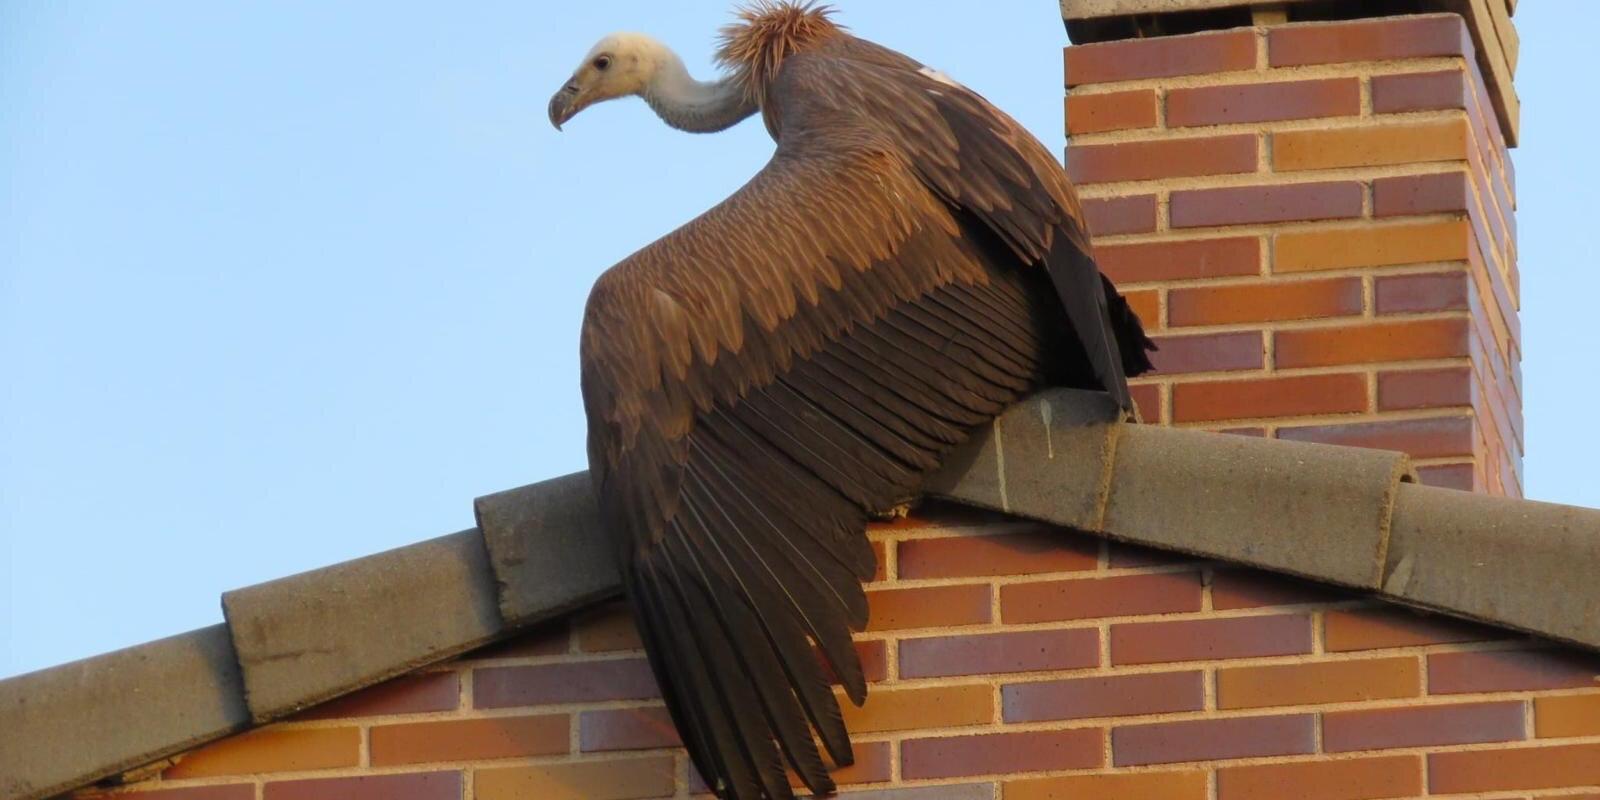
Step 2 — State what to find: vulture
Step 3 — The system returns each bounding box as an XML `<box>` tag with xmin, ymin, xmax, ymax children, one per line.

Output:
<box><xmin>549</xmin><ymin>3</ymin><xmax>1155</xmax><ymax>798</ymax></box>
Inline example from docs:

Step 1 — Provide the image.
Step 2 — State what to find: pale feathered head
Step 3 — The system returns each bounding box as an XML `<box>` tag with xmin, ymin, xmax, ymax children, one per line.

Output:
<box><xmin>547</xmin><ymin>32</ymin><xmax>671</xmax><ymax>130</ymax></box>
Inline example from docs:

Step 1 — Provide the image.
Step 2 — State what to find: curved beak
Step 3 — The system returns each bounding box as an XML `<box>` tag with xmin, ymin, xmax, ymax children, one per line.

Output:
<box><xmin>548</xmin><ymin>81</ymin><xmax>582</xmax><ymax>130</ymax></box>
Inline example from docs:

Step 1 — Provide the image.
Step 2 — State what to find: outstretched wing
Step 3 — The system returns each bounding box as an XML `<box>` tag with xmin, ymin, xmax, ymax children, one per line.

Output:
<box><xmin>580</xmin><ymin>51</ymin><xmax>1148</xmax><ymax>800</ymax></box>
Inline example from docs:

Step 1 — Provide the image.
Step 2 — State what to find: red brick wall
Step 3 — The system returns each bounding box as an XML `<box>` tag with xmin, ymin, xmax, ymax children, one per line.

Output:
<box><xmin>79</xmin><ymin>507</ymin><xmax>1600</xmax><ymax>799</ymax></box>
<box><xmin>1068</xmin><ymin>14</ymin><xmax>1522</xmax><ymax>496</ymax></box>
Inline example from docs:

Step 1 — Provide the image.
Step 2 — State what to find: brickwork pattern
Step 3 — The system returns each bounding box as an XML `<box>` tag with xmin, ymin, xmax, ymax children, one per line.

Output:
<box><xmin>80</xmin><ymin>510</ymin><xmax>1600</xmax><ymax>800</ymax></box>
<box><xmin>1066</xmin><ymin>15</ymin><xmax>1523</xmax><ymax>496</ymax></box>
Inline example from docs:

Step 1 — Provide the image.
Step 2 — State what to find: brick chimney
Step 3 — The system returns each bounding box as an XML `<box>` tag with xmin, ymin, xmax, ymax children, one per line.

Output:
<box><xmin>1063</xmin><ymin>0</ymin><xmax>1521</xmax><ymax>496</ymax></box>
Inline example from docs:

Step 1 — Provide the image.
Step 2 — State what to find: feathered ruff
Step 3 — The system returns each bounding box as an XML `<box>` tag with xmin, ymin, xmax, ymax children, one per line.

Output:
<box><xmin>716</xmin><ymin>1</ymin><xmax>845</xmax><ymax>106</ymax></box>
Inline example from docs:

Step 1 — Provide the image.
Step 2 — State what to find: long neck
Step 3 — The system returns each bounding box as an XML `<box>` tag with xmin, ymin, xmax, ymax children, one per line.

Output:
<box><xmin>641</xmin><ymin>52</ymin><xmax>756</xmax><ymax>133</ymax></box>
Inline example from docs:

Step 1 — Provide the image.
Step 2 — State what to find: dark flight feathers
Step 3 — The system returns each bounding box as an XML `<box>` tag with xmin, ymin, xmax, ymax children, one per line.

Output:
<box><xmin>579</xmin><ymin>10</ymin><xmax>1153</xmax><ymax>799</ymax></box>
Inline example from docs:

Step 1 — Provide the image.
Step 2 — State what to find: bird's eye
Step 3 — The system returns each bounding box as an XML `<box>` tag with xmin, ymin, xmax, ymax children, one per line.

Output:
<box><xmin>593</xmin><ymin>55</ymin><xmax>611</xmax><ymax>71</ymax></box>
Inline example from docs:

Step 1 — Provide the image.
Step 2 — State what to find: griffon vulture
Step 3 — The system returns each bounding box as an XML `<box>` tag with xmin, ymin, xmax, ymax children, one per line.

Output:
<box><xmin>548</xmin><ymin>3</ymin><xmax>1155</xmax><ymax>797</ymax></box>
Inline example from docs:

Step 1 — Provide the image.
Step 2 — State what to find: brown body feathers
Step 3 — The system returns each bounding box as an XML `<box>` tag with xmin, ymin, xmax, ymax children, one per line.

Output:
<box><xmin>717</xmin><ymin>2</ymin><xmax>844</xmax><ymax>105</ymax></box>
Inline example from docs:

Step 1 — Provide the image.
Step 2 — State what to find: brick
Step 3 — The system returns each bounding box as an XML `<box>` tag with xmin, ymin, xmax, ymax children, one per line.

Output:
<box><xmin>1218</xmin><ymin>657</ymin><xmax>1420</xmax><ymax>709</ymax></box>
<box><xmin>476</xmin><ymin>757</ymin><xmax>676</xmax><ymax>800</ymax></box>
<box><xmin>1274</xmin><ymin>318</ymin><xmax>1469</xmax><ymax>368</ymax></box>
<box><xmin>370</xmin><ymin>714</ymin><xmax>567</xmax><ymax>765</ymax></box>
<box><xmin>1218</xmin><ymin>755</ymin><xmax>1422</xmax><ymax>800</ymax></box>
<box><xmin>1067</xmin><ymin>89</ymin><xmax>1157</xmax><ymax>134</ymax></box>
<box><xmin>1428</xmin><ymin>743</ymin><xmax>1600</xmax><ymax>793</ymax></box>
<box><xmin>1535</xmin><ymin>694</ymin><xmax>1600</xmax><ymax>738</ymax></box>
<box><xmin>1003</xmin><ymin>571</ymin><xmax>1203</xmax><ymax>623</ymax></box>
<box><xmin>1123</xmin><ymin>289</ymin><xmax>1160</xmax><ymax>329</ymax></box>
<box><xmin>1323</xmin><ymin>701</ymin><xmax>1527</xmax><ymax>752</ymax></box>
<box><xmin>1268</xmin><ymin>16</ymin><xmax>1469</xmax><ymax>67</ymax></box>
<box><xmin>574</xmin><ymin>602</ymin><xmax>642</xmax><ymax>652</ymax></box>
<box><xmin>794</xmin><ymin>740</ymin><xmax>890</xmax><ymax>788</ymax></box>
<box><xmin>164</xmin><ymin>727</ymin><xmax>359</xmax><ymax>779</ymax></box>
<box><xmin>1171</xmin><ymin>373</ymin><xmax>1367</xmax><ymax>423</ymax></box>
<box><xmin>896</xmin><ymin>528</ymin><xmax>1096</xmax><ymax>580</ymax></box>
<box><xmin>264</xmin><ymin>772</ymin><xmax>461</xmax><ymax>800</ymax></box>
<box><xmin>870</xmin><ymin>539</ymin><xmax>887</xmax><ymax>582</ymax></box>
<box><xmin>1004</xmin><ymin>670</ymin><xmax>1204</xmax><ymax>723</ymax></box>
<box><xmin>1130</xmin><ymin>381</ymin><xmax>1161</xmax><ymax>422</ymax></box>
<box><xmin>1067</xmin><ymin>135</ymin><xmax>1257</xmax><ymax>184</ymax></box>
<box><xmin>1169</xmin><ymin>278</ymin><xmax>1361</xmax><ymax>327</ymax></box>
<box><xmin>1373</xmin><ymin>171</ymin><xmax>1469</xmax><ymax>217</ymax></box>
<box><xmin>1429</xmin><ymin>650</ymin><xmax>1600</xmax><ymax>694</ymax></box>
<box><xmin>581</xmin><ymin>706</ymin><xmax>680</xmax><ymax>752</ymax></box>
<box><xmin>474</xmin><ymin>659</ymin><xmax>658</xmax><ymax>708</ymax></box>
<box><xmin>1113</xmin><ymin>714</ymin><xmax>1315</xmax><ymax>766</ymax></box>
<box><xmin>1377</xmin><ymin>367</ymin><xmax>1472</xmax><ymax>411</ymax></box>
<box><xmin>1376</xmin><ymin>272</ymin><xmax>1469</xmax><ymax>314</ymax></box>
<box><xmin>1007</xmin><ymin>771</ymin><xmax>1208</xmax><ymax>800</ymax></box>
<box><xmin>1171</xmin><ymin>181</ymin><xmax>1363</xmax><ymax>228</ymax></box>
<box><xmin>1148</xmin><ymin>331</ymin><xmax>1263</xmax><ymax>374</ymax></box>
<box><xmin>1083</xmin><ymin>194</ymin><xmax>1157</xmax><ymax>235</ymax></box>
<box><xmin>1324</xmin><ymin>607</ymin><xmax>1498</xmax><ymax>652</ymax></box>
<box><xmin>839</xmin><ymin>684</ymin><xmax>992</xmax><ymax>733</ymax></box>
<box><xmin>1278</xmin><ymin>416</ymin><xmax>1474</xmax><ymax>459</ymax></box>
<box><xmin>1417</xmin><ymin>462</ymin><xmax>1474</xmax><ymax>490</ymax></box>
<box><xmin>1275</xmin><ymin>119</ymin><xmax>1468</xmax><ymax>172</ymax></box>
<box><xmin>1066</xmin><ymin>29</ymin><xmax>1256</xmax><ymax>86</ymax></box>
<box><xmin>1211</xmin><ymin>569</ymin><xmax>1346</xmax><ymax>610</ymax></box>
<box><xmin>818</xmin><ymin>639</ymin><xmax>889</xmax><ymax>685</ymax></box>
<box><xmin>113</xmin><ymin>788</ymin><xmax>254</xmax><ymax>800</ymax></box>
<box><xmin>293</xmin><ymin>671</ymin><xmax>459</xmax><ymax>720</ymax></box>
<box><xmin>1372</xmin><ymin>69</ymin><xmax>1467</xmax><ymax>114</ymax></box>
<box><xmin>903</xmin><ymin>729</ymin><xmax>1102</xmax><ymax>779</ymax></box>
<box><xmin>1168</xmin><ymin>78</ymin><xmax>1359</xmax><ymax>127</ymax></box>
<box><xmin>1098</xmin><ymin>237</ymin><xmax>1261</xmax><ymax>284</ymax></box>
<box><xmin>1276</xmin><ymin>219</ymin><xmax>1469</xmax><ymax>272</ymax></box>
<box><xmin>865</xmin><ymin>584</ymin><xmax>991</xmax><ymax>631</ymax></box>
<box><xmin>899</xmin><ymin>628</ymin><xmax>1098</xmax><ymax>679</ymax></box>
<box><xmin>464</xmin><ymin>620</ymin><xmax>568</xmax><ymax>659</ymax></box>
<box><xmin>1111</xmin><ymin>614</ymin><xmax>1313</xmax><ymax>665</ymax></box>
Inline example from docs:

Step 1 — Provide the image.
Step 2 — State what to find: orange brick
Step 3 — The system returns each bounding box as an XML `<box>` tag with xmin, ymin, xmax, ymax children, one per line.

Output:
<box><xmin>1323</xmin><ymin>608</ymin><xmax>1498</xmax><ymax>652</ymax></box>
<box><xmin>1217</xmin><ymin>658</ymin><xmax>1420</xmax><ymax>709</ymax></box>
<box><xmin>370</xmin><ymin>715</ymin><xmax>568</xmax><ymax>766</ymax></box>
<box><xmin>293</xmin><ymin>671</ymin><xmax>459</xmax><ymax>720</ymax></box>
<box><xmin>1169</xmin><ymin>278</ymin><xmax>1362</xmax><ymax>327</ymax></box>
<box><xmin>475</xmin><ymin>757</ymin><xmax>676</xmax><ymax>800</ymax></box>
<box><xmin>1123</xmin><ymin>289</ymin><xmax>1161</xmax><ymax>329</ymax></box>
<box><xmin>164</xmin><ymin>727</ymin><xmax>360</xmax><ymax>779</ymax></box>
<box><xmin>839</xmin><ymin>684</ymin><xmax>993</xmax><ymax>733</ymax></box>
<box><xmin>1002</xmin><ymin>571</ymin><xmax>1203</xmax><ymax>623</ymax></box>
<box><xmin>789</xmin><ymin>740</ymin><xmax>890</xmax><ymax>789</ymax></box>
<box><xmin>1067</xmin><ymin>89</ymin><xmax>1158</xmax><ymax>134</ymax></box>
<box><xmin>1429</xmin><ymin>743</ymin><xmax>1600</xmax><ymax>793</ymax></box>
<box><xmin>1171</xmin><ymin>372</ymin><xmax>1367</xmax><ymax>423</ymax></box>
<box><xmin>1067</xmin><ymin>134</ymin><xmax>1258</xmax><ymax>184</ymax></box>
<box><xmin>1218</xmin><ymin>755</ymin><xmax>1422</xmax><ymax>800</ymax></box>
<box><xmin>1007</xmin><ymin>770</ymin><xmax>1208</xmax><ymax>800</ymax></box>
<box><xmin>1535</xmin><ymin>694</ymin><xmax>1600</xmax><ymax>738</ymax></box>
<box><xmin>574</xmin><ymin>602</ymin><xmax>642</xmax><ymax>652</ymax></box>
<box><xmin>264</xmin><ymin>773</ymin><xmax>459</xmax><ymax>800</ymax></box>
<box><xmin>1275</xmin><ymin>219</ymin><xmax>1469</xmax><ymax>272</ymax></box>
<box><xmin>1273</xmin><ymin>119</ymin><xmax>1469</xmax><ymax>171</ymax></box>
<box><xmin>896</xmin><ymin>528</ymin><xmax>1098</xmax><ymax>579</ymax></box>
<box><xmin>865</xmin><ymin>584</ymin><xmax>990</xmax><ymax>631</ymax></box>
<box><xmin>1274</xmin><ymin>318</ymin><xmax>1468</xmax><ymax>368</ymax></box>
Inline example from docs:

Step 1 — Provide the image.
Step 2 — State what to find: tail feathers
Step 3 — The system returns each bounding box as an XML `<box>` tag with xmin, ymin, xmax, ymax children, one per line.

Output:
<box><xmin>1100</xmin><ymin>273</ymin><xmax>1157</xmax><ymax>378</ymax></box>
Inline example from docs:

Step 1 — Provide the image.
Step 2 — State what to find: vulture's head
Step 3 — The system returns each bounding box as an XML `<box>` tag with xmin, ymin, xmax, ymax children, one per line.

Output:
<box><xmin>548</xmin><ymin>33</ymin><xmax>662</xmax><ymax>130</ymax></box>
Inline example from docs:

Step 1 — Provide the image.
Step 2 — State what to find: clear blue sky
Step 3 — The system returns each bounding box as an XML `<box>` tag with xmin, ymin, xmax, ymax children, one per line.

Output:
<box><xmin>1</xmin><ymin>2</ymin><xmax>1593</xmax><ymax>678</ymax></box>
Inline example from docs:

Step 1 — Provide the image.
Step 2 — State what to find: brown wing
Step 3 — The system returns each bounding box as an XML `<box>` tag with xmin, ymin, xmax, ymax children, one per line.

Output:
<box><xmin>580</xmin><ymin>49</ymin><xmax>1149</xmax><ymax>800</ymax></box>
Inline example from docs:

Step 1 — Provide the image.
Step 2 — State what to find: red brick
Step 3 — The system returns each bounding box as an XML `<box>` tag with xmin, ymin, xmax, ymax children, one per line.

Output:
<box><xmin>1217</xmin><ymin>657</ymin><xmax>1421</xmax><ymax>709</ymax></box>
<box><xmin>865</xmin><ymin>584</ymin><xmax>991</xmax><ymax>631</ymax></box>
<box><xmin>1148</xmin><ymin>331</ymin><xmax>1263</xmax><ymax>374</ymax></box>
<box><xmin>1268</xmin><ymin>16</ymin><xmax>1469</xmax><ymax>67</ymax></box>
<box><xmin>1004</xmin><ymin>670</ymin><xmax>1204</xmax><ymax>723</ymax></box>
<box><xmin>1168</xmin><ymin>77</ymin><xmax>1359</xmax><ymax>127</ymax></box>
<box><xmin>1417</xmin><ymin>462</ymin><xmax>1474</xmax><ymax>490</ymax></box>
<box><xmin>817</xmin><ymin>639</ymin><xmax>888</xmax><ymax>685</ymax></box>
<box><xmin>164</xmin><ymin>727</ymin><xmax>359</xmax><ymax>779</ymax></box>
<box><xmin>1003</xmin><ymin>571</ymin><xmax>1203</xmax><ymax>624</ymax></box>
<box><xmin>1130</xmin><ymin>382</ymin><xmax>1161</xmax><ymax>423</ymax></box>
<box><xmin>1376</xmin><ymin>271</ymin><xmax>1469</xmax><ymax>314</ymax></box>
<box><xmin>1171</xmin><ymin>182</ymin><xmax>1363</xmax><ymax>228</ymax></box>
<box><xmin>1169</xmin><ymin>278</ymin><xmax>1362</xmax><ymax>327</ymax></box>
<box><xmin>1067</xmin><ymin>89</ymin><xmax>1157</xmax><ymax>134</ymax></box>
<box><xmin>1068</xmin><ymin>135</ymin><xmax>1258</xmax><ymax>184</ymax></box>
<box><xmin>1275</xmin><ymin>318</ymin><xmax>1469</xmax><ymax>368</ymax></box>
<box><xmin>572</xmin><ymin>604</ymin><xmax>640</xmax><ymax>653</ymax></box>
<box><xmin>1112</xmin><ymin>614</ymin><xmax>1313</xmax><ymax>665</ymax></box>
<box><xmin>1212</xmin><ymin>569</ymin><xmax>1347</xmax><ymax>610</ymax></box>
<box><xmin>294</xmin><ymin>671</ymin><xmax>458</xmax><ymax>721</ymax></box>
<box><xmin>109</xmin><ymin>788</ymin><xmax>254</xmax><ymax>800</ymax></box>
<box><xmin>370</xmin><ymin>715</ymin><xmax>568</xmax><ymax>765</ymax></box>
<box><xmin>902</xmin><ymin>729</ymin><xmax>1103</xmax><ymax>779</ymax></box>
<box><xmin>1083</xmin><ymin>194</ymin><xmax>1157</xmax><ymax>235</ymax></box>
<box><xmin>1371</xmin><ymin>69</ymin><xmax>1467</xmax><ymax>114</ymax></box>
<box><xmin>1108</xmin><ymin>541</ymin><xmax>1196</xmax><ymax>569</ymax></box>
<box><xmin>1323</xmin><ymin>701</ymin><xmax>1527</xmax><ymax>752</ymax></box>
<box><xmin>1429</xmin><ymin>650</ymin><xmax>1600</xmax><ymax>694</ymax></box>
<box><xmin>1373</xmin><ymin>171</ymin><xmax>1469</xmax><ymax>217</ymax></box>
<box><xmin>580</xmin><ymin>706</ymin><xmax>679</xmax><ymax>752</ymax></box>
<box><xmin>1277</xmin><ymin>416</ymin><xmax>1474</xmax><ymax>459</ymax></box>
<box><xmin>473</xmin><ymin>659</ymin><xmax>658</xmax><ymax>708</ymax></box>
<box><xmin>900</xmin><ymin>628</ymin><xmax>1099</xmax><ymax>679</ymax></box>
<box><xmin>1324</xmin><ymin>607</ymin><xmax>1498</xmax><ymax>652</ymax></box>
<box><xmin>1067</xmin><ymin>29</ymin><xmax>1256</xmax><ymax>86</ymax></box>
<box><xmin>264</xmin><ymin>772</ymin><xmax>461</xmax><ymax>800</ymax></box>
<box><xmin>1218</xmin><ymin>755</ymin><xmax>1422</xmax><ymax>800</ymax></box>
<box><xmin>1098</xmin><ymin>237</ymin><xmax>1262</xmax><ymax>284</ymax></box>
<box><xmin>1171</xmin><ymin>373</ymin><xmax>1367</xmax><ymax>423</ymax></box>
<box><xmin>791</xmin><ymin>741</ymin><xmax>890</xmax><ymax>789</ymax></box>
<box><xmin>896</xmin><ymin>528</ymin><xmax>1097</xmax><ymax>579</ymax></box>
<box><xmin>1113</xmin><ymin>714</ymin><xmax>1315</xmax><ymax>766</ymax></box>
<box><xmin>1429</xmin><ymin>742</ymin><xmax>1600</xmax><ymax>793</ymax></box>
<box><xmin>465</xmin><ymin>620</ymin><xmax>568</xmax><ymax>659</ymax></box>
<box><xmin>1377</xmin><ymin>367</ymin><xmax>1472</xmax><ymax>411</ymax></box>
